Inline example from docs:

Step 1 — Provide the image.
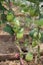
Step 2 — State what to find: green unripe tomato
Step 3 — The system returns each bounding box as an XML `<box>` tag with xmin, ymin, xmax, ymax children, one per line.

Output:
<box><xmin>25</xmin><ymin>52</ymin><xmax>33</xmax><ymax>61</ymax></box>
<box><xmin>32</xmin><ymin>40</ymin><xmax>38</xmax><ymax>47</ymax></box>
<box><xmin>21</xmin><ymin>10</ymin><xmax>25</xmax><ymax>13</ymax></box>
<box><xmin>16</xmin><ymin>28</ymin><xmax>24</xmax><ymax>39</ymax></box>
<box><xmin>17</xmin><ymin>33</ymin><xmax>23</xmax><ymax>39</ymax></box>
<box><xmin>13</xmin><ymin>26</ymin><xmax>19</xmax><ymax>33</ymax></box>
<box><xmin>13</xmin><ymin>18</ymin><xmax>20</xmax><ymax>26</ymax></box>
<box><xmin>7</xmin><ymin>12</ymin><xmax>14</xmax><ymax>21</ymax></box>
<box><xmin>33</xmin><ymin>32</ymin><xmax>37</xmax><ymax>38</ymax></box>
<box><xmin>33</xmin><ymin>32</ymin><xmax>41</xmax><ymax>39</ymax></box>
<box><xmin>39</xmin><ymin>33</ymin><xmax>41</xmax><ymax>39</ymax></box>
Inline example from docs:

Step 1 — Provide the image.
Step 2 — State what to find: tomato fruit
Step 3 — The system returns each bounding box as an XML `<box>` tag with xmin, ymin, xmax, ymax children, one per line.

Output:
<box><xmin>13</xmin><ymin>26</ymin><xmax>20</xmax><ymax>33</ymax></box>
<box><xmin>7</xmin><ymin>12</ymin><xmax>14</xmax><ymax>21</ymax></box>
<box><xmin>12</xmin><ymin>18</ymin><xmax>20</xmax><ymax>26</ymax></box>
<box><xmin>32</xmin><ymin>40</ymin><xmax>38</xmax><ymax>47</ymax></box>
<box><xmin>25</xmin><ymin>52</ymin><xmax>33</xmax><ymax>61</ymax></box>
<box><xmin>33</xmin><ymin>32</ymin><xmax>37</xmax><ymax>38</ymax></box>
<box><xmin>39</xmin><ymin>33</ymin><xmax>41</xmax><ymax>39</ymax></box>
<box><xmin>33</xmin><ymin>32</ymin><xmax>41</xmax><ymax>39</ymax></box>
<box><xmin>16</xmin><ymin>28</ymin><xmax>24</xmax><ymax>39</ymax></box>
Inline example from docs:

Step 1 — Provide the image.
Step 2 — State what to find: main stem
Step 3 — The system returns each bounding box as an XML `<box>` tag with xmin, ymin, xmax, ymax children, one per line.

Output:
<box><xmin>37</xmin><ymin>26</ymin><xmax>40</xmax><ymax>63</ymax></box>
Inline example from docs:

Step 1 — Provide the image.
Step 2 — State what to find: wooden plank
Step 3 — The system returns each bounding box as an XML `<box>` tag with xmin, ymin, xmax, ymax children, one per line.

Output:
<box><xmin>0</xmin><ymin>53</ymin><xmax>20</xmax><ymax>61</ymax></box>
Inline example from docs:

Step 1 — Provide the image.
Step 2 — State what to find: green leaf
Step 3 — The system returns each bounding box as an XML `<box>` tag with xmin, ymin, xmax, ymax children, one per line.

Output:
<box><xmin>26</xmin><ymin>0</ymin><xmax>39</xmax><ymax>3</ymax></box>
<box><xmin>3</xmin><ymin>24</ymin><xmax>14</xmax><ymax>35</ymax></box>
<box><xmin>20</xmin><ymin>3</ymin><xmax>26</xmax><ymax>7</ymax></box>
<box><xmin>0</xmin><ymin>2</ymin><xmax>7</xmax><ymax>11</ymax></box>
<box><xmin>35</xmin><ymin>19</ymin><xmax>43</xmax><ymax>26</ymax></box>
<box><xmin>1</xmin><ymin>14</ymin><xmax>7</xmax><ymax>23</ymax></box>
<box><xmin>29</xmin><ymin>28</ymin><xmax>37</xmax><ymax>37</ymax></box>
<box><xmin>40</xmin><ymin>31</ymin><xmax>43</xmax><ymax>42</ymax></box>
<box><xmin>0</xmin><ymin>0</ymin><xmax>5</xmax><ymax>2</ymax></box>
<box><xmin>28</xmin><ymin>6</ymin><xmax>37</xmax><ymax>16</ymax></box>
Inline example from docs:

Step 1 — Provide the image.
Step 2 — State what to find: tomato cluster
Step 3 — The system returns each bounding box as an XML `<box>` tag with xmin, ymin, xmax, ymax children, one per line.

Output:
<box><xmin>7</xmin><ymin>12</ymin><xmax>24</xmax><ymax>39</ymax></box>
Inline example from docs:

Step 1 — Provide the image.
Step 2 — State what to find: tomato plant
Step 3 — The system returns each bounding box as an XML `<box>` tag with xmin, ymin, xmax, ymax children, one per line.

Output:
<box><xmin>0</xmin><ymin>0</ymin><xmax>43</xmax><ymax>64</ymax></box>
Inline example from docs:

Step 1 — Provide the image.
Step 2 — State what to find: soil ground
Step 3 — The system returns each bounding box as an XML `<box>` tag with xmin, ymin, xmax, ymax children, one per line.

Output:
<box><xmin>0</xmin><ymin>25</ymin><xmax>43</xmax><ymax>65</ymax></box>
<box><xmin>0</xmin><ymin>34</ymin><xmax>43</xmax><ymax>65</ymax></box>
